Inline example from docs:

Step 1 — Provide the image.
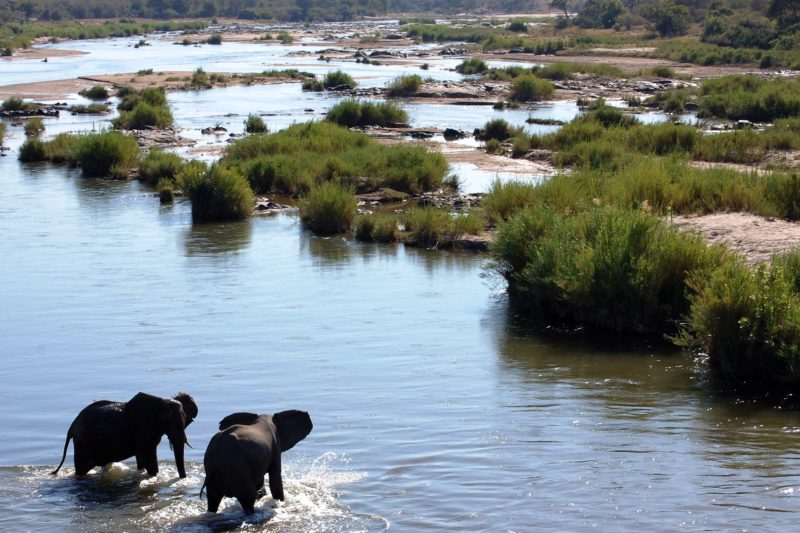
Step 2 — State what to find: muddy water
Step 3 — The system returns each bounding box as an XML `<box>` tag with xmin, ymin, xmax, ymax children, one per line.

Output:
<box><xmin>3</xmin><ymin>33</ymin><xmax>799</xmax><ymax>532</ymax></box>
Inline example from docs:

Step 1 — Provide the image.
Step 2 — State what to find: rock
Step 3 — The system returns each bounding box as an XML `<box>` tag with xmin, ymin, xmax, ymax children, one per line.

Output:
<box><xmin>443</xmin><ymin>128</ymin><xmax>467</xmax><ymax>141</ymax></box>
<box><xmin>201</xmin><ymin>126</ymin><xmax>227</xmax><ymax>135</ymax></box>
<box><xmin>439</xmin><ymin>46</ymin><xmax>467</xmax><ymax>56</ymax></box>
<box><xmin>410</xmin><ymin>131</ymin><xmax>434</xmax><ymax>139</ymax></box>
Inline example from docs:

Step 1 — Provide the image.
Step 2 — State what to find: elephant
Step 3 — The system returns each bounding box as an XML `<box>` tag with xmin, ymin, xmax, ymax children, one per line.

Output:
<box><xmin>52</xmin><ymin>391</ymin><xmax>198</xmax><ymax>478</ymax></box>
<box><xmin>201</xmin><ymin>410</ymin><xmax>313</xmax><ymax>514</ymax></box>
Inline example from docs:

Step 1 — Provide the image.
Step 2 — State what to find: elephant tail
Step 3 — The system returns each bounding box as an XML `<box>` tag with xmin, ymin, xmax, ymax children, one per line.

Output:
<box><xmin>51</xmin><ymin>427</ymin><xmax>72</xmax><ymax>476</ymax></box>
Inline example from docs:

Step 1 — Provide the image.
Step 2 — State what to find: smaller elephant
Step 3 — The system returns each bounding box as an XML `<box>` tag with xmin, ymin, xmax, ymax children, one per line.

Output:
<box><xmin>202</xmin><ymin>410</ymin><xmax>313</xmax><ymax>514</ymax></box>
<box><xmin>52</xmin><ymin>392</ymin><xmax>198</xmax><ymax>478</ymax></box>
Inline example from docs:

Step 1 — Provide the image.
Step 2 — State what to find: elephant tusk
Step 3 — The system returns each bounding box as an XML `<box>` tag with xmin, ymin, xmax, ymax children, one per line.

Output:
<box><xmin>185</xmin><ymin>437</ymin><xmax>194</xmax><ymax>449</ymax></box>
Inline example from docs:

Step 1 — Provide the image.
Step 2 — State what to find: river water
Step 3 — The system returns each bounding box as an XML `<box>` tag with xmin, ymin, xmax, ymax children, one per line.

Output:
<box><xmin>2</xmin><ymin>30</ymin><xmax>800</xmax><ymax>532</ymax></box>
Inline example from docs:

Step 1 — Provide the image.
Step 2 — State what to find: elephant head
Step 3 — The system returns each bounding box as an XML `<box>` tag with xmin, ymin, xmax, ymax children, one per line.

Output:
<box><xmin>126</xmin><ymin>392</ymin><xmax>198</xmax><ymax>478</ymax></box>
<box><xmin>218</xmin><ymin>410</ymin><xmax>312</xmax><ymax>452</ymax></box>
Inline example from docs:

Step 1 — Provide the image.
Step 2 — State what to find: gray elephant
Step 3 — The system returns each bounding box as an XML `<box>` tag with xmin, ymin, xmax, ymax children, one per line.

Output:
<box><xmin>202</xmin><ymin>410</ymin><xmax>313</xmax><ymax>514</ymax></box>
<box><xmin>52</xmin><ymin>392</ymin><xmax>198</xmax><ymax>478</ymax></box>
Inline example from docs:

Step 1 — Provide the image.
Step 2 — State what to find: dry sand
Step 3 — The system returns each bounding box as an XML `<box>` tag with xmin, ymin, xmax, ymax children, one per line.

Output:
<box><xmin>672</xmin><ymin>213</ymin><xmax>800</xmax><ymax>264</ymax></box>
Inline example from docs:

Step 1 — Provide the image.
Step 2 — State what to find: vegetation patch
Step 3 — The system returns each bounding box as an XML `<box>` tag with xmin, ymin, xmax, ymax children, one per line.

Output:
<box><xmin>325</xmin><ymin>99</ymin><xmax>408</xmax><ymax>128</ymax></box>
<box><xmin>224</xmin><ymin>122</ymin><xmax>447</xmax><ymax>196</ymax></box>
<box><xmin>182</xmin><ymin>163</ymin><xmax>254</xmax><ymax>222</ymax></box>
<box><xmin>75</xmin><ymin>131</ymin><xmax>139</xmax><ymax>178</ymax></box>
<box><xmin>509</xmin><ymin>75</ymin><xmax>554</xmax><ymax>102</ymax></box>
<box><xmin>402</xmin><ymin>207</ymin><xmax>484</xmax><ymax>247</ymax></box>
<box><xmin>386</xmin><ymin>74</ymin><xmax>423</xmax><ymax>97</ymax></box>
<box><xmin>299</xmin><ymin>181</ymin><xmax>358</xmax><ymax>235</ymax></box>
<box><xmin>79</xmin><ymin>85</ymin><xmax>110</xmax><ymax>100</ymax></box>
<box><xmin>112</xmin><ymin>87</ymin><xmax>173</xmax><ymax>130</ymax></box>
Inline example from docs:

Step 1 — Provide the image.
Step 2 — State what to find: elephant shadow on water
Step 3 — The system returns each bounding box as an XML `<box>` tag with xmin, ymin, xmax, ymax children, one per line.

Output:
<box><xmin>41</xmin><ymin>465</ymin><xmax>161</xmax><ymax>508</ymax></box>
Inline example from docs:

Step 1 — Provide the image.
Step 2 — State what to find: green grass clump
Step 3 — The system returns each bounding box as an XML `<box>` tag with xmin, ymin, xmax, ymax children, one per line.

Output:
<box><xmin>276</xmin><ymin>31</ymin><xmax>293</xmax><ymax>44</ymax></box>
<box><xmin>482</xmin><ymin>180</ymin><xmax>541</xmax><ymax>222</ymax></box>
<box><xmin>0</xmin><ymin>122</ymin><xmax>5</xmax><ymax>145</ymax></box>
<box><xmin>225</xmin><ymin>122</ymin><xmax>448</xmax><ymax>196</ymax></box>
<box><xmin>510</xmin><ymin>75</ymin><xmax>554</xmax><ymax>102</ymax></box>
<box><xmin>323</xmin><ymin>70</ymin><xmax>357</xmax><ymax>89</ymax></box>
<box><xmin>479</xmin><ymin>118</ymin><xmax>523</xmax><ymax>142</ymax></box>
<box><xmin>455</xmin><ymin>57</ymin><xmax>489</xmax><ymax>75</ymax></box>
<box><xmin>244</xmin><ymin>114</ymin><xmax>268</xmax><ymax>134</ymax></box>
<box><xmin>79</xmin><ymin>85</ymin><xmax>110</xmax><ymax>100</ymax></box>
<box><xmin>68</xmin><ymin>103</ymin><xmax>110</xmax><ymax>114</ymax></box>
<box><xmin>679</xmin><ymin>253</ymin><xmax>800</xmax><ymax>387</ymax></box>
<box><xmin>698</xmin><ymin>75</ymin><xmax>800</xmax><ymax>122</ymax></box>
<box><xmin>325</xmin><ymin>99</ymin><xmax>408</xmax><ymax>128</ymax></box>
<box><xmin>355</xmin><ymin>213</ymin><xmax>399</xmax><ymax>242</ymax></box>
<box><xmin>75</xmin><ymin>131</ymin><xmax>139</xmax><ymax>178</ymax></box>
<box><xmin>19</xmin><ymin>132</ymin><xmax>82</xmax><ymax>164</ymax></box>
<box><xmin>183</xmin><ymin>164</ymin><xmax>254</xmax><ymax>222</ymax></box>
<box><xmin>206</xmin><ymin>33</ymin><xmax>222</xmax><ymax>45</ymax></box>
<box><xmin>113</xmin><ymin>87</ymin><xmax>173</xmax><ymax>129</ymax></box>
<box><xmin>157</xmin><ymin>178</ymin><xmax>174</xmax><ymax>204</ymax></box>
<box><xmin>138</xmin><ymin>149</ymin><xmax>184</xmax><ymax>186</ymax></box>
<box><xmin>493</xmin><ymin>206</ymin><xmax>727</xmax><ymax>334</ymax></box>
<box><xmin>402</xmin><ymin>207</ymin><xmax>483</xmax><ymax>247</ymax></box>
<box><xmin>190</xmin><ymin>67</ymin><xmax>211</xmax><ymax>89</ymax></box>
<box><xmin>299</xmin><ymin>182</ymin><xmax>358</xmax><ymax>235</ymax></box>
<box><xmin>386</xmin><ymin>74</ymin><xmax>423</xmax><ymax>96</ymax></box>
<box><xmin>24</xmin><ymin>117</ymin><xmax>44</xmax><ymax>137</ymax></box>
<box><xmin>533</xmin><ymin>62</ymin><xmax>625</xmax><ymax>80</ymax></box>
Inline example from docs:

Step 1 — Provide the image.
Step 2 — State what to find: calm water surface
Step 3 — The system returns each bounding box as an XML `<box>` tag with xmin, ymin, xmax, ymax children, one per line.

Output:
<box><xmin>2</xmin><ymin>36</ymin><xmax>800</xmax><ymax>532</ymax></box>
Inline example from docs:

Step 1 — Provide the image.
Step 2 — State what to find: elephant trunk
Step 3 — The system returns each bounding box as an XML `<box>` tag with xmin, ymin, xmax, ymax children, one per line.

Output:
<box><xmin>168</xmin><ymin>422</ymin><xmax>187</xmax><ymax>479</ymax></box>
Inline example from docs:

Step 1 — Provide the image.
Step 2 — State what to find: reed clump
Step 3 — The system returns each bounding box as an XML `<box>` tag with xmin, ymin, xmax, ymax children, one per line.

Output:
<box><xmin>75</xmin><ymin>131</ymin><xmax>139</xmax><ymax>178</ymax></box>
<box><xmin>386</xmin><ymin>74</ymin><xmax>423</xmax><ymax>96</ymax></box>
<box><xmin>355</xmin><ymin>213</ymin><xmax>399</xmax><ymax>243</ymax></box>
<box><xmin>244</xmin><ymin>114</ymin><xmax>268</xmax><ymax>134</ymax></box>
<box><xmin>325</xmin><ymin>99</ymin><xmax>408</xmax><ymax>128</ymax></box>
<box><xmin>79</xmin><ymin>85</ymin><xmax>110</xmax><ymax>100</ymax></box>
<box><xmin>402</xmin><ymin>207</ymin><xmax>483</xmax><ymax>247</ymax></box>
<box><xmin>509</xmin><ymin>74</ymin><xmax>554</xmax><ymax>101</ymax></box>
<box><xmin>138</xmin><ymin>149</ymin><xmax>185</xmax><ymax>186</ymax></box>
<box><xmin>455</xmin><ymin>57</ymin><xmax>489</xmax><ymax>74</ymax></box>
<box><xmin>112</xmin><ymin>87</ymin><xmax>173</xmax><ymax>130</ymax></box>
<box><xmin>299</xmin><ymin>182</ymin><xmax>358</xmax><ymax>235</ymax></box>
<box><xmin>182</xmin><ymin>163</ymin><xmax>254</xmax><ymax>222</ymax></box>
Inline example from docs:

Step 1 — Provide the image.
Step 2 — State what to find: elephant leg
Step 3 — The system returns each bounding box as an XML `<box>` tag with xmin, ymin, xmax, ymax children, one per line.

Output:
<box><xmin>73</xmin><ymin>448</ymin><xmax>94</xmax><ymax>476</ymax></box>
<box><xmin>137</xmin><ymin>448</ymin><xmax>159</xmax><ymax>476</ymax></box>
<box><xmin>237</xmin><ymin>493</ymin><xmax>257</xmax><ymax>515</ymax></box>
<box><xmin>268</xmin><ymin>459</ymin><xmax>284</xmax><ymax>501</ymax></box>
<box><xmin>206</xmin><ymin>483</ymin><xmax>223</xmax><ymax>513</ymax></box>
<box><xmin>255</xmin><ymin>477</ymin><xmax>266</xmax><ymax>499</ymax></box>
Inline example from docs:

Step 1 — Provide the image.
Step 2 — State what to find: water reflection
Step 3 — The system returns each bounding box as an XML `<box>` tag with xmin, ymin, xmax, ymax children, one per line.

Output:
<box><xmin>183</xmin><ymin>220</ymin><xmax>253</xmax><ymax>256</ymax></box>
<box><xmin>300</xmin><ymin>234</ymin><xmax>402</xmax><ymax>269</ymax></box>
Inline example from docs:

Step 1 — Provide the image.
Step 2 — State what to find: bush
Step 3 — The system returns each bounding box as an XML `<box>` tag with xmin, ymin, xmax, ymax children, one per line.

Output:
<box><xmin>480</xmin><ymin>118</ymin><xmax>522</xmax><ymax>142</ymax></box>
<box><xmin>355</xmin><ymin>213</ymin><xmax>398</xmax><ymax>242</ymax></box>
<box><xmin>113</xmin><ymin>101</ymin><xmax>173</xmax><ymax>129</ymax></box>
<box><xmin>75</xmin><ymin>131</ymin><xmax>139</xmax><ymax>178</ymax></box>
<box><xmin>206</xmin><ymin>33</ymin><xmax>222</xmax><ymax>45</ymax></box>
<box><xmin>679</xmin><ymin>256</ymin><xmax>800</xmax><ymax>387</ymax></box>
<box><xmin>225</xmin><ymin>122</ymin><xmax>447</xmax><ymax>195</ymax></box>
<box><xmin>510</xmin><ymin>75</ymin><xmax>554</xmax><ymax>102</ymax></box>
<box><xmin>276</xmin><ymin>31</ymin><xmax>293</xmax><ymax>44</ymax></box>
<box><xmin>157</xmin><ymin>178</ymin><xmax>174</xmax><ymax>204</ymax></box>
<box><xmin>18</xmin><ymin>138</ymin><xmax>48</xmax><ymax>162</ymax></box>
<box><xmin>2</xmin><ymin>96</ymin><xmax>26</xmax><ymax>111</ymax></box>
<box><xmin>190</xmin><ymin>67</ymin><xmax>211</xmax><ymax>89</ymax></box>
<box><xmin>301</xmin><ymin>78</ymin><xmax>324</xmax><ymax>92</ymax></box>
<box><xmin>138</xmin><ymin>149</ymin><xmax>184</xmax><ymax>186</ymax></box>
<box><xmin>386</xmin><ymin>74</ymin><xmax>422</xmax><ymax>96</ymax></box>
<box><xmin>24</xmin><ymin>117</ymin><xmax>44</xmax><ymax>136</ymax></box>
<box><xmin>507</xmin><ymin>21</ymin><xmax>527</xmax><ymax>32</ymax></box>
<box><xmin>403</xmin><ymin>207</ymin><xmax>483</xmax><ymax>247</ymax></box>
<box><xmin>455</xmin><ymin>57</ymin><xmax>488</xmax><ymax>75</ymax></box>
<box><xmin>244</xmin><ymin>114</ymin><xmax>268</xmax><ymax>134</ymax></box>
<box><xmin>493</xmin><ymin>206</ymin><xmax>726</xmax><ymax>334</ymax></box>
<box><xmin>184</xmin><ymin>164</ymin><xmax>253</xmax><ymax>222</ymax></box>
<box><xmin>326</xmin><ymin>99</ymin><xmax>408</xmax><ymax>128</ymax></box>
<box><xmin>323</xmin><ymin>70</ymin><xmax>356</xmax><ymax>90</ymax></box>
<box><xmin>79</xmin><ymin>85</ymin><xmax>110</xmax><ymax>100</ymax></box>
<box><xmin>299</xmin><ymin>182</ymin><xmax>357</xmax><ymax>234</ymax></box>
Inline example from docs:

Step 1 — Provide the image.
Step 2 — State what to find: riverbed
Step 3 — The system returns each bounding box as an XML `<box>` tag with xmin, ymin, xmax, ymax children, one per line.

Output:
<box><xmin>2</xmin><ymin>26</ymin><xmax>800</xmax><ymax>532</ymax></box>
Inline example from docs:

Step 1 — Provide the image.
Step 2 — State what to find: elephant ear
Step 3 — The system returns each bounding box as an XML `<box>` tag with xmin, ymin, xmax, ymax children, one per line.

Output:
<box><xmin>125</xmin><ymin>392</ymin><xmax>163</xmax><ymax>433</ymax></box>
<box><xmin>218</xmin><ymin>412</ymin><xmax>260</xmax><ymax>431</ymax></box>
<box><xmin>273</xmin><ymin>410</ymin><xmax>313</xmax><ymax>452</ymax></box>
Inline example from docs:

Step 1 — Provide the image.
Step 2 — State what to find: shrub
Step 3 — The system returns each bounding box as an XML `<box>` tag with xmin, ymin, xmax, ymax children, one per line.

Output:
<box><xmin>75</xmin><ymin>131</ymin><xmax>139</xmax><ymax>178</ymax></box>
<box><xmin>323</xmin><ymin>70</ymin><xmax>356</xmax><ymax>90</ymax></box>
<box><xmin>113</xmin><ymin>101</ymin><xmax>173</xmax><ymax>129</ymax></box>
<box><xmin>18</xmin><ymin>138</ymin><xmax>48</xmax><ymax>162</ymax></box>
<box><xmin>276</xmin><ymin>31</ymin><xmax>293</xmax><ymax>44</ymax></box>
<box><xmin>455</xmin><ymin>57</ymin><xmax>488</xmax><ymax>75</ymax></box>
<box><xmin>2</xmin><ymin>96</ymin><xmax>26</xmax><ymax>111</ymax></box>
<box><xmin>493</xmin><ymin>206</ymin><xmax>726</xmax><ymax>334</ymax></box>
<box><xmin>386</xmin><ymin>74</ymin><xmax>422</xmax><ymax>96</ymax></box>
<box><xmin>24</xmin><ymin>117</ymin><xmax>44</xmax><ymax>136</ymax></box>
<box><xmin>510</xmin><ymin>75</ymin><xmax>554</xmax><ymax>102</ymax></box>
<box><xmin>301</xmin><ymin>78</ymin><xmax>325</xmax><ymax>92</ymax></box>
<box><xmin>157</xmin><ymin>178</ymin><xmax>174</xmax><ymax>204</ymax></box>
<box><xmin>326</xmin><ymin>99</ymin><xmax>408</xmax><ymax>128</ymax></box>
<box><xmin>299</xmin><ymin>182</ymin><xmax>357</xmax><ymax>234</ymax></box>
<box><xmin>184</xmin><ymin>164</ymin><xmax>253</xmax><ymax>221</ymax></box>
<box><xmin>68</xmin><ymin>103</ymin><xmax>110</xmax><ymax>114</ymax></box>
<box><xmin>206</xmin><ymin>33</ymin><xmax>222</xmax><ymax>45</ymax></box>
<box><xmin>679</xmin><ymin>256</ymin><xmax>800</xmax><ymax>387</ymax></box>
<box><xmin>355</xmin><ymin>213</ymin><xmax>398</xmax><ymax>242</ymax></box>
<box><xmin>190</xmin><ymin>67</ymin><xmax>211</xmax><ymax>89</ymax></box>
<box><xmin>403</xmin><ymin>207</ymin><xmax>483</xmax><ymax>247</ymax></box>
<box><xmin>480</xmin><ymin>118</ymin><xmax>522</xmax><ymax>141</ymax></box>
<box><xmin>244</xmin><ymin>114</ymin><xmax>268</xmax><ymax>134</ymax></box>
<box><xmin>138</xmin><ymin>149</ymin><xmax>184</xmax><ymax>186</ymax></box>
<box><xmin>79</xmin><ymin>85</ymin><xmax>110</xmax><ymax>100</ymax></box>
<box><xmin>483</xmin><ymin>180</ymin><xmax>539</xmax><ymax>222</ymax></box>
<box><xmin>507</xmin><ymin>21</ymin><xmax>527</xmax><ymax>32</ymax></box>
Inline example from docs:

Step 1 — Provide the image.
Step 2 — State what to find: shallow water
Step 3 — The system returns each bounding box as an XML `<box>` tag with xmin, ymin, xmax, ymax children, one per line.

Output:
<box><xmin>3</xmin><ymin>32</ymin><xmax>797</xmax><ymax>532</ymax></box>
